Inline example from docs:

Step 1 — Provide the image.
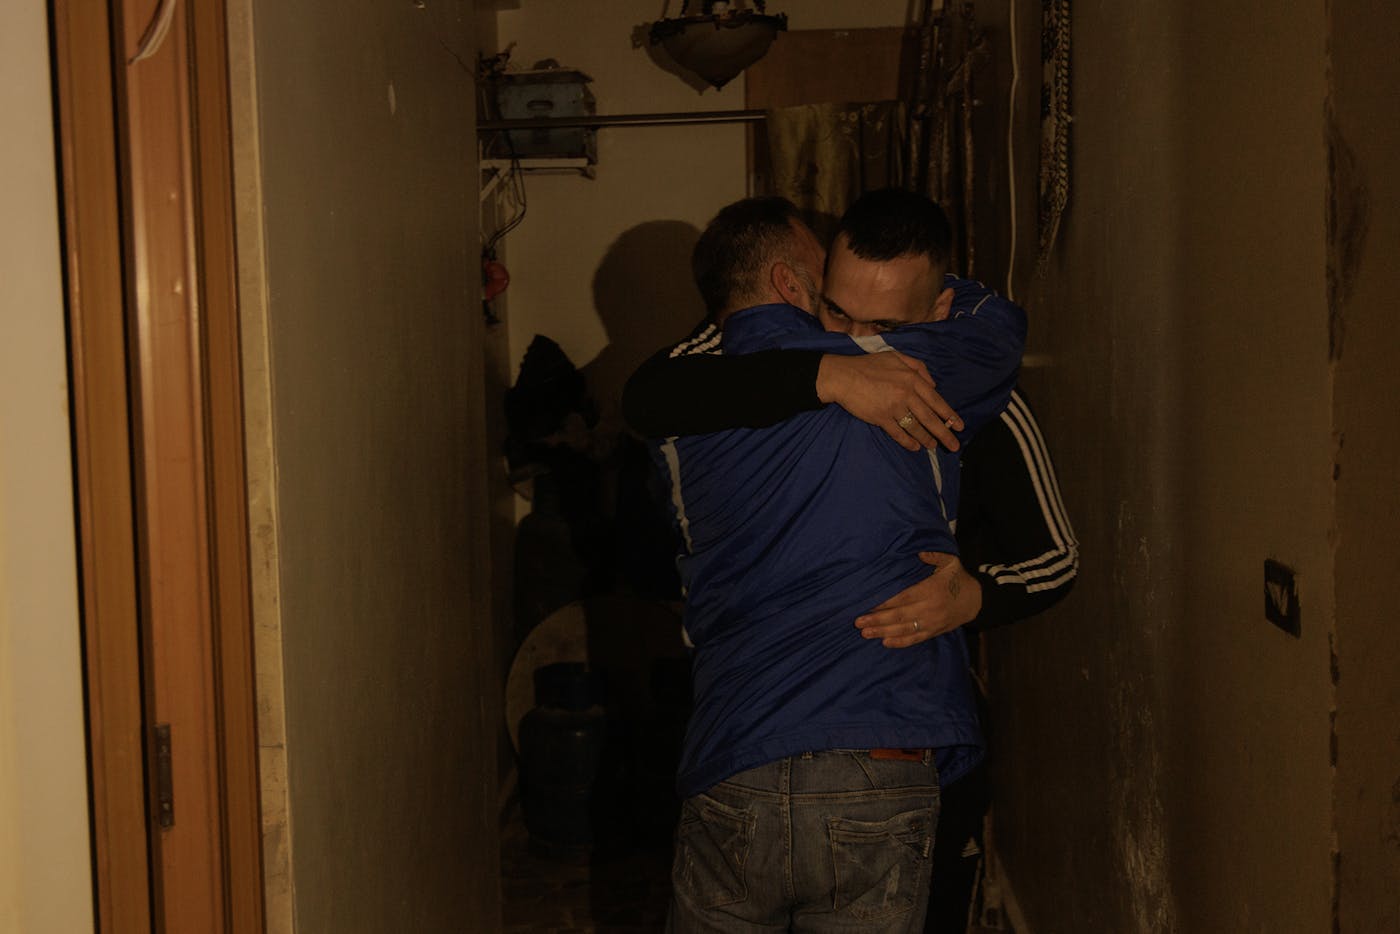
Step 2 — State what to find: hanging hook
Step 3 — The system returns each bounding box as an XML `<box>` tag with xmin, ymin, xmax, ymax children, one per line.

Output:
<box><xmin>128</xmin><ymin>0</ymin><xmax>178</xmax><ymax>65</ymax></box>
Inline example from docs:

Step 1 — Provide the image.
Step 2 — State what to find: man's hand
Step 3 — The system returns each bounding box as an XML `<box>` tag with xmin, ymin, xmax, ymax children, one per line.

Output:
<box><xmin>816</xmin><ymin>353</ymin><xmax>964</xmax><ymax>452</ymax></box>
<box><xmin>855</xmin><ymin>552</ymin><xmax>982</xmax><ymax>648</ymax></box>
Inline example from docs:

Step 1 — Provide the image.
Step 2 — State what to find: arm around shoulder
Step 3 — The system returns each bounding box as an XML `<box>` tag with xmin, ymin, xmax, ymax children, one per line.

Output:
<box><xmin>621</xmin><ymin>342</ymin><xmax>825</xmax><ymax>438</ymax></box>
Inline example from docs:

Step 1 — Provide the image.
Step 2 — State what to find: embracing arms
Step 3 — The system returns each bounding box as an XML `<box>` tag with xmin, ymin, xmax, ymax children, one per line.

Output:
<box><xmin>855</xmin><ymin>391</ymin><xmax>1078</xmax><ymax>645</ymax></box>
<box><xmin>622</xmin><ymin>335</ymin><xmax>964</xmax><ymax>451</ymax></box>
<box><xmin>625</xmin><ymin>287</ymin><xmax>1074</xmax><ymax>645</ymax></box>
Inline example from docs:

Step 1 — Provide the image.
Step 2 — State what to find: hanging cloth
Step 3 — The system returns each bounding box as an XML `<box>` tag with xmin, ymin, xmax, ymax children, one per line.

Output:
<box><xmin>762</xmin><ymin>102</ymin><xmax>906</xmax><ymax>237</ymax></box>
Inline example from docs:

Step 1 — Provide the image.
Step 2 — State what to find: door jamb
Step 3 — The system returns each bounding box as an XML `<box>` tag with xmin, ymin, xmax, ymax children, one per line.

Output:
<box><xmin>52</xmin><ymin>0</ymin><xmax>265</xmax><ymax>929</ymax></box>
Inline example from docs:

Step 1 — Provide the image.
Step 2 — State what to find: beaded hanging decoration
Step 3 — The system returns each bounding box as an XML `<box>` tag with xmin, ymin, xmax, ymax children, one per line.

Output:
<box><xmin>1037</xmin><ymin>0</ymin><xmax>1071</xmax><ymax>272</ymax></box>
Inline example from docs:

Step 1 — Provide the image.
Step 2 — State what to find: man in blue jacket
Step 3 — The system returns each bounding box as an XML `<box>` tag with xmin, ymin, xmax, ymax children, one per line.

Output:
<box><xmin>661</xmin><ymin>191</ymin><xmax>1025</xmax><ymax>933</ymax></box>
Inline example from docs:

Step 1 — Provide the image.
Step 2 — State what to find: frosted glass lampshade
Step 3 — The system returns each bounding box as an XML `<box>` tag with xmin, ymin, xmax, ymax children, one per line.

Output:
<box><xmin>649</xmin><ymin>6</ymin><xmax>787</xmax><ymax>89</ymax></box>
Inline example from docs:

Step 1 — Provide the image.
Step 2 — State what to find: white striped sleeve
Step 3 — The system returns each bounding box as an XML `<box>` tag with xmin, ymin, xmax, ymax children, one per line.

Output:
<box><xmin>973</xmin><ymin>390</ymin><xmax>1079</xmax><ymax>613</ymax></box>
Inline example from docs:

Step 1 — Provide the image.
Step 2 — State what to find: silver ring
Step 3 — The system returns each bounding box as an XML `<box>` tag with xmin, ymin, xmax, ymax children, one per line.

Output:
<box><xmin>912</xmin><ymin>619</ymin><xmax>920</xmax><ymax>631</ymax></box>
<box><xmin>897</xmin><ymin>411</ymin><xmax>916</xmax><ymax>429</ymax></box>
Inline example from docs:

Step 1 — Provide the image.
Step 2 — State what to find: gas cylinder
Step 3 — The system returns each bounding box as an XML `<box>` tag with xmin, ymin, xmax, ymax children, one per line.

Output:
<box><xmin>518</xmin><ymin>662</ymin><xmax>607</xmax><ymax>857</ymax></box>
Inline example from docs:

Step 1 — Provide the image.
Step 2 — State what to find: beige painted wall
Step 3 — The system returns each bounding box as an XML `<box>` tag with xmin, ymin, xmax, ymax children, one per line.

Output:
<box><xmin>237</xmin><ymin>1</ymin><xmax>499</xmax><ymax>930</ymax></box>
<box><xmin>493</xmin><ymin>0</ymin><xmax>912</xmax><ymax>416</ymax></box>
<box><xmin>493</xmin><ymin>0</ymin><xmax>746</xmax><ymax>423</ymax></box>
<box><xmin>989</xmin><ymin>2</ymin><xmax>1339</xmax><ymax>931</ymax></box>
<box><xmin>0</xmin><ymin>4</ymin><xmax>96</xmax><ymax>933</ymax></box>
<box><xmin>1330</xmin><ymin>4</ymin><xmax>1400</xmax><ymax>932</ymax></box>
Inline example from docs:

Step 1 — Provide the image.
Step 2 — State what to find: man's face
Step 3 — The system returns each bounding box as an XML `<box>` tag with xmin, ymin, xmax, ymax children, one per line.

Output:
<box><xmin>818</xmin><ymin>233</ymin><xmax>947</xmax><ymax>336</ymax></box>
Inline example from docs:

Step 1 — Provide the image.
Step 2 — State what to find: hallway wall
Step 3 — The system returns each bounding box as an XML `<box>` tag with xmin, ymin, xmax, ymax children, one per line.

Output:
<box><xmin>1329</xmin><ymin>3</ymin><xmax>1400</xmax><ymax>930</ymax></box>
<box><xmin>987</xmin><ymin>2</ymin><xmax>1398</xmax><ymax>932</ymax></box>
<box><xmin>0</xmin><ymin>3</ymin><xmax>96</xmax><ymax>931</ymax></box>
<box><xmin>232</xmin><ymin>1</ymin><xmax>499</xmax><ymax>930</ymax></box>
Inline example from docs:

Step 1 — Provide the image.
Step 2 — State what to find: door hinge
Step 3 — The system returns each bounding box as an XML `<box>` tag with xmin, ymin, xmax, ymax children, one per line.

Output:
<box><xmin>154</xmin><ymin>723</ymin><xmax>174</xmax><ymax>829</ymax></box>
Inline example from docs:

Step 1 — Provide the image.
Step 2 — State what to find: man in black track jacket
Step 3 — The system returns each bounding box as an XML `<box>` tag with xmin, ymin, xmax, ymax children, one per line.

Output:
<box><xmin>623</xmin><ymin>276</ymin><xmax>1078</xmax><ymax>933</ymax></box>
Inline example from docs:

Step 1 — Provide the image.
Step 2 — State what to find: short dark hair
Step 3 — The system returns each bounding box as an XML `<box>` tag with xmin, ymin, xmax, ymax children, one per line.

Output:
<box><xmin>692</xmin><ymin>196</ymin><xmax>804</xmax><ymax>317</ymax></box>
<box><xmin>837</xmin><ymin>188</ymin><xmax>952</xmax><ymax>273</ymax></box>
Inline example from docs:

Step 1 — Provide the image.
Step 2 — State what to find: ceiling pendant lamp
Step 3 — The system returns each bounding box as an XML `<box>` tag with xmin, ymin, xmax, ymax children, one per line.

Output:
<box><xmin>648</xmin><ymin>1</ymin><xmax>788</xmax><ymax>90</ymax></box>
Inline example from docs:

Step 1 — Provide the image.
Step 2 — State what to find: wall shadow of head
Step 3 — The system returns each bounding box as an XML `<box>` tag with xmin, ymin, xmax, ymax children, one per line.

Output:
<box><xmin>583</xmin><ymin>220</ymin><xmax>705</xmax><ymax>420</ymax></box>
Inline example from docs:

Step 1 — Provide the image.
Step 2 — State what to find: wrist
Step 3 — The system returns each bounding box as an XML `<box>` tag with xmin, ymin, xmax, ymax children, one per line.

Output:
<box><xmin>815</xmin><ymin>354</ymin><xmax>852</xmax><ymax>405</ymax></box>
<box><xmin>948</xmin><ymin>561</ymin><xmax>982</xmax><ymax>628</ymax></box>
<box><xmin>964</xmin><ymin>574</ymin><xmax>983</xmax><ymax>624</ymax></box>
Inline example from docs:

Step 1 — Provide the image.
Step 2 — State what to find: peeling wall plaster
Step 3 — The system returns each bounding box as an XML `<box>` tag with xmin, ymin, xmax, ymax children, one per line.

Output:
<box><xmin>1325</xmin><ymin>107</ymin><xmax>1370</xmax><ymax>362</ymax></box>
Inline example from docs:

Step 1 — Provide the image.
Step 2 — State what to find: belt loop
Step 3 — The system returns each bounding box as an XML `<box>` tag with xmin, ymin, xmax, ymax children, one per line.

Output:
<box><xmin>923</xmin><ymin>748</ymin><xmax>933</xmax><ymax>767</ymax></box>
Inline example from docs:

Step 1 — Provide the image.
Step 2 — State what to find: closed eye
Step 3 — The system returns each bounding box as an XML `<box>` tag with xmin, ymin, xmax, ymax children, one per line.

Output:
<box><xmin>822</xmin><ymin>294</ymin><xmax>903</xmax><ymax>332</ymax></box>
<box><xmin>821</xmin><ymin>295</ymin><xmax>850</xmax><ymax>320</ymax></box>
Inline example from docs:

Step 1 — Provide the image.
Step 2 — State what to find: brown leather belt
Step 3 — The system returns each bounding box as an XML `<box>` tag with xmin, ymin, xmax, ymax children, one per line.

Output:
<box><xmin>869</xmin><ymin>748</ymin><xmax>929</xmax><ymax>762</ymax></box>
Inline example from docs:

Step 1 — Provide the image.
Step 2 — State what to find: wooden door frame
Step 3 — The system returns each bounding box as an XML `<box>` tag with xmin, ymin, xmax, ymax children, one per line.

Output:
<box><xmin>185</xmin><ymin>1</ymin><xmax>265</xmax><ymax>927</ymax></box>
<box><xmin>51</xmin><ymin>1</ymin><xmax>152</xmax><ymax>928</ymax></box>
<box><xmin>52</xmin><ymin>0</ymin><xmax>264</xmax><ymax>929</ymax></box>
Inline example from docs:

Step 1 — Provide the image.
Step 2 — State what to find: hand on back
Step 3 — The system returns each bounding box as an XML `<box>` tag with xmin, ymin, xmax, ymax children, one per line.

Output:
<box><xmin>816</xmin><ymin>352</ymin><xmax>963</xmax><ymax>452</ymax></box>
<box><xmin>854</xmin><ymin>552</ymin><xmax>982</xmax><ymax>648</ymax></box>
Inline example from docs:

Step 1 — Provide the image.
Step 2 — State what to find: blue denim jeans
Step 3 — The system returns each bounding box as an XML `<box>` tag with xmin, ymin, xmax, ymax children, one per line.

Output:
<box><xmin>667</xmin><ymin>750</ymin><xmax>940</xmax><ymax>933</ymax></box>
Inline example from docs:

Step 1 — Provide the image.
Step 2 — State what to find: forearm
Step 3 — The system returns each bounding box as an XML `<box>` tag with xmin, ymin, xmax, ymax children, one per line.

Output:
<box><xmin>959</xmin><ymin>391</ymin><xmax>1079</xmax><ymax>630</ymax></box>
<box><xmin>621</xmin><ymin>346</ymin><xmax>823</xmax><ymax>438</ymax></box>
<box><xmin>968</xmin><ymin>562</ymin><xmax>1077</xmax><ymax>630</ymax></box>
<box><xmin>782</xmin><ymin>304</ymin><xmax>1025</xmax><ymax>440</ymax></box>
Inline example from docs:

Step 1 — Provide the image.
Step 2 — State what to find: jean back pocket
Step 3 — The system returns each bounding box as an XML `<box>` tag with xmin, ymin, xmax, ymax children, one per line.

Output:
<box><xmin>673</xmin><ymin>793</ymin><xmax>757</xmax><ymax>910</ymax></box>
<box><xmin>828</xmin><ymin>807</ymin><xmax>934</xmax><ymax>921</ymax></box>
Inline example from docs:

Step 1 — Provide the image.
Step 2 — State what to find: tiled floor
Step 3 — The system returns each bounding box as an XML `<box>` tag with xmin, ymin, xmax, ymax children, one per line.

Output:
<box><xmin>500</xmin><ymin>800</ymin><xmax>673</xmax><ymax>933</ymax></box>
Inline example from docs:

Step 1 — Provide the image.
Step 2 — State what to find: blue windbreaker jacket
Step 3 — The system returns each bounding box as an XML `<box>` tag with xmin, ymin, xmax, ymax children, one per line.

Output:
<box><xmin>660</xmin><ymin>280</ymin><xmax>1026</xmax><ymax>797</ymax></box>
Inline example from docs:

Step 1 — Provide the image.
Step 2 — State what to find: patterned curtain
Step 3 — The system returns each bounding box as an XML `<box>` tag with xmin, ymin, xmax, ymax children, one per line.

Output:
<box><xmin>754</xmin><ymin>2</ymin><xmax>1064</xmax><ymax>286</ymax></box>
<box><xmin>760</xmin><ymin>102</ymin><xmax>905</xmax><ymax>242</ymax></box>
<box><xmin>905</xmin><ymin>5</ymin><xmax>987</xmax><ymax>279</ymax></box>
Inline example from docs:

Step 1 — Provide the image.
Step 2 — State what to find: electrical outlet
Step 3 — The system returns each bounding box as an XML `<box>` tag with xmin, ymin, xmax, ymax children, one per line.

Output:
<box><xmin>1264</xmin><ymin>559</ymin><xmax>1300</xmax><ymax>637</ymax></box>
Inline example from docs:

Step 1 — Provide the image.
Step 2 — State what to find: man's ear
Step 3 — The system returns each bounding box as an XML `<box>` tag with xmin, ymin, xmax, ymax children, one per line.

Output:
<box><xmin>771</xmin><ymin>261</ymin><xmax>805</xmax><ymax>306</ymax></box>
<box><xmin>930</xmin><ymin>286</ymin><xmax>955</xmax><ymax>321</ymax></box>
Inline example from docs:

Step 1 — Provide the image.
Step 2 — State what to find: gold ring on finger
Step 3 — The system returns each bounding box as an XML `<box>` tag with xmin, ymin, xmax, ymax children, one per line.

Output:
<box><xmin>897</xmin><ymin>411</ymin><xmax>916</xmax><ymax>430</ymax></box>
